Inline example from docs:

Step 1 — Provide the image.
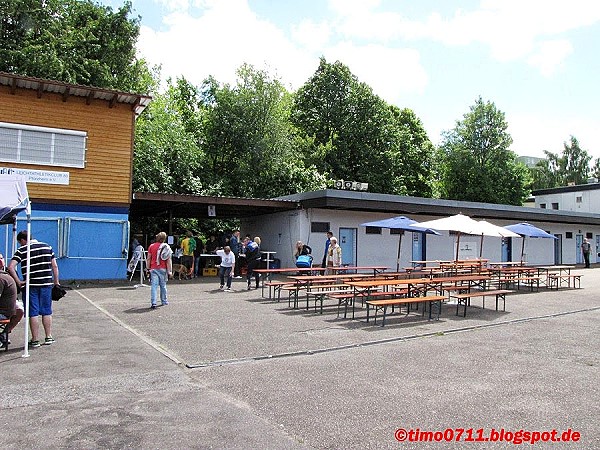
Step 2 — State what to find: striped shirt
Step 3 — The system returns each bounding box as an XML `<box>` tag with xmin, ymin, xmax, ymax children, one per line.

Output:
<box><xmin>11</xmin><ymin>240</ymin><xmax>56</xmax><ymax>287</ymax></box>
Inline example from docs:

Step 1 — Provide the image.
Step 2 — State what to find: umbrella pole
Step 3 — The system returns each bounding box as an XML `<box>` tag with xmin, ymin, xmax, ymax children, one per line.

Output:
<box><xmin>479</xmin><ymin>234</ymin><xmax>484</xmax><ymax>258</ymax></box>
<box><xmin>455</xmin><ymin>232</ymin><xmax>461</xmax><ymax>261</ymax></box>
<box><xmin>396</xmin><ymin>232</ymin><xmax>403</xmax><ymax>272</ymax></box>
<box><xmin>521</xmin><ymin>237</ymin><xmax>526</xmax><ymax>263</ymax></box>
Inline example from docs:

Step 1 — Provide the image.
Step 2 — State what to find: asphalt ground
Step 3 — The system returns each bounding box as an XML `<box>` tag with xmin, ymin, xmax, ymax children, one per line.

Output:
<box><xmin>1</xmin><ymin>268</ymin><xmax>598</xmax><ymax>449</ymax></box>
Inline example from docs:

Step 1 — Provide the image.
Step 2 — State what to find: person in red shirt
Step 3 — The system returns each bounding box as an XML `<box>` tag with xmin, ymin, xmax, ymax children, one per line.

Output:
<box><xmin>147</xmin><ymin>232</ymin><xmax>173</xmax><ymax>309</ymax></box>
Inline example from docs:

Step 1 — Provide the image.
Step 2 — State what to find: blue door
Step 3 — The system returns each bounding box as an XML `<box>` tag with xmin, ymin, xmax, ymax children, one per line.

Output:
<box><xmin>501</xmin><ymin>237</ymin><xmax>512</xmax><ymax>262</ymax></box>
<box><xmin>412</xmin><ymin>232</ymin><xmax>425</xmax><ymax>263</ymax></box>
<box><xmin>575</xmin><ymin>234</ymin><xmax>583</xmax><ymax>264</ymax></box>
<box><xmin>338</xmin><ymin>228</ymin><xmax>356</xmax><ymax>266</ymax></box>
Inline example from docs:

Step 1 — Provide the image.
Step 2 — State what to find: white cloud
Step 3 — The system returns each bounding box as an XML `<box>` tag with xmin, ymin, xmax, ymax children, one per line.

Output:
<box><xmin>291</xmin><ymin>20</ymin><xmax>332</xmax><ymax>52</ymax></box>
<box><xmin>138</xmin><ymin>1</ymin><xmax>315</xmax><ymax>90</ymax></box>
<box><xmin>324</xmin><ymin>43</ymin><xmax>428</xmax><ymax>100</ymax></box>
<box><xmin>508</xmin><ymin>113</ymin><xmax>600</xmax><ymax>160</ymax></box>
<box><xmin>527</xmin><ymin>39</ymin><xmax>573</xmax><ymax>77</ymax></box>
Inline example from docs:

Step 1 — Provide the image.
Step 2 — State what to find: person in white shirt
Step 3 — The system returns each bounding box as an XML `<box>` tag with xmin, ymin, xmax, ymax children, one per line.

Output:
<box><xmin>326</xmin><ymin>237</ymin><xmax>342</xmax><ymax>275</ymax></box>
<box><xmin>217</xmin><ymin>246</ymin><xmax>235</xmax><ymax>291</ymax></box>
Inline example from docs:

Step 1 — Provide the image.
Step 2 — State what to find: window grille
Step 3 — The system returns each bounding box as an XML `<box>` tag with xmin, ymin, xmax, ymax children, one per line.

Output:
<box><xmin>0</xmin><ymin>122</ymin><xmax>86</xmax><ymax>168</ymax></box>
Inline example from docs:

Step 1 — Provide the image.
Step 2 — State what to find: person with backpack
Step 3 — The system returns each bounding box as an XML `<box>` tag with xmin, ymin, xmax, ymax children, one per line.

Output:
<box><xmin>294</xmin><ymin>240</ymin><xmax>313</xmax><ymax>269</ymax></box>
<box><xmin>245</xmin><ymin>236</ymin><xmax>262</xmax><ymax>290</ymax></box>
<box><xmin>147</xmin><ymin>232</ymin><xmax>173</xmax><ymax>309</ymax></box>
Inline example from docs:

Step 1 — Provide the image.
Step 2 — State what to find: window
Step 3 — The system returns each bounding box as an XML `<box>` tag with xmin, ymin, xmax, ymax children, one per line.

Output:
<box><xmin>540</xmin><ymin>203</ymin><xmax>546</xmax><ymax>209</ymax></box>
<box><xmin>586</xmin><ymin>232</ymin><xmax>593</xmax><ymax>239</ymax></box>
<box><xmin>311</xmin><ymin>222</ymin><xmax>330</xmax><ymax>233</ymax></box>
<box><xmin>566</xmin><ymin>232</ymin><xmax>573</xmax><ymax>239</ymax></box>
<box><xmin>365</xmin><ymin>226</ymin><xmax>381</xmax><ymax>234</ymax></box>
<box><xmin>0</xmin><ymin>121</ymin><xmax>86</xmax><ymax>168</ymax></box>
<box><xmin>576</xmin><ymin>196</ymin><xmax>582</xmax><ymax>203</ymax></box>
<box><xmin>390</xmin><ymin>229</ymin><xmax>403</xmax><ymax>235</ymax></box>
<box><xmin>552</xmin><ymin>203</ymin><xmax>559</xmax><ymax>210</ymax></box>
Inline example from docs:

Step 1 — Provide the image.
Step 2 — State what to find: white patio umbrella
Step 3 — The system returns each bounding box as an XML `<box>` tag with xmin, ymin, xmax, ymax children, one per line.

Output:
<box><xmin>409</xmin><ymin>213</ymin><xmax>483</xmax><ymax>261</ymax></box>
<box><xmin>475</xmin><ymin>220</ymin><xmax>520</xmax><ymax>258</ymax></box>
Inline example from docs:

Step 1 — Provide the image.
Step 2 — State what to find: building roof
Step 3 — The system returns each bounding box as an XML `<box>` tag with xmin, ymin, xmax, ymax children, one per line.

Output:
<box><xmin>277</xmin><ymin>189</ymin><xmax>600</xmax><ymax>226</ymax></box>
<box><xmin>130</xmin><ymin>192</ymin><xmax>299</xmax><ymax>220</ymax></box>
<box><xmin>533</xmin><ymin>181</ymin><xmax>600</xmax><ymax>196</ymax></box>
<box><xmin>0</xmin><ymin>71</ymin><xmax>151</xmax><ymax>116</ymax></box>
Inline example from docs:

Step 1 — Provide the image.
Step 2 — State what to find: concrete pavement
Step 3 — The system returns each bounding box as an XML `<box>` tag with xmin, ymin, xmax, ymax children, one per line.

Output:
<box><xmin>1</xmin><ymin>268</ymin><xmax>598</xmax><ymax>449</ymax></box>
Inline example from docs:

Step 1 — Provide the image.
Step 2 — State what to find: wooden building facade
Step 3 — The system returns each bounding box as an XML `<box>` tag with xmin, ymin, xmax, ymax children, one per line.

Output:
<box><xmin>0</xmin><ymin>72</ymin><xmax>150</xmax><ymax>280</ymax></box>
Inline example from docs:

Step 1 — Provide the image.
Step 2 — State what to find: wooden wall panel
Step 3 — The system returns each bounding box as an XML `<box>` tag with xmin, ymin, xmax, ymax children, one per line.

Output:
<box><xmin>0</xmin><ymin>86</ymin><xmax>135</xmax><ymax>205</ymax></box>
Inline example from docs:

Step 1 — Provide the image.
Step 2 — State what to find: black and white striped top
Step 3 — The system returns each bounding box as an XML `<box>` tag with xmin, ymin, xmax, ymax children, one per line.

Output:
<box><xmin>11</xmin><ymin>240</ymin><xmax>56</xmax><ymax>287</ymax></box>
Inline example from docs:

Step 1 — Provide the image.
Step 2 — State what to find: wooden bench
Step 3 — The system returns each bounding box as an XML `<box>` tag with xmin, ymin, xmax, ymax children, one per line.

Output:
<box><xmin>451</xmin><ymin>289</ymin><xmax>513</xmax><ymax>317</ymax></box>
<box><xmin>306</xmin><ymin>284</ymin><xmax>351</xmax><ymax>313</ymax></box>
<box><xmin>327</xmin><ymin>288</ymin><xmax>410</xmax><ymax>319</ymax></box>
<box><xmin>547</xmin><ymin>274</ymin><xmax>582</xmax><ymax>290</ymax></box>
<box><xmin>263</xmin><ymin>281</ymin><xmax>293</xmax><ymax>302</ymax></box>
<box><xmin>366</xmin><ymin>295</ymin><xmax>445</xmax><ymax>326</ymax></box>
<box><xmin>498</xmin><ymin>276</ymin><xmax>540</xmax><ymax>291</ymax></box>
<box><xmin>0</xmin><ymin>318</ymin><xmax>10</xmax><ymax>351</ymax></box>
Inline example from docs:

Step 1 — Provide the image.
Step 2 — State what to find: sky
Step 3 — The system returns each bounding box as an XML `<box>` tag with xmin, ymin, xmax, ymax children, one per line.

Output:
<box><xmin>102</xmin><ymin>0</ymin><xmax>600</xmax><ymax>160</ymax></box>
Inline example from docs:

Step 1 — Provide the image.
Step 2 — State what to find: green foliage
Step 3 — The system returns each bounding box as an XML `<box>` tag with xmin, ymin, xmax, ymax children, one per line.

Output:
<box><xmin>200</xmin><ymin>64</ymin><xmax>325</xmax><ymax>197</ymax></box>
<box><xmin>529</xmin><ymin>136</ymin><xmax>592</xmax><ymax>189</ymax></box>
<box><xmin>133</xmin><ymin>79</ymin><xmax>205</xmax><ymax>194</ymax></box>
<box><xmin>291</xmin><ymin>58</ymin><xmax>435</xmax><ymax>196</ymax></box>
<box><xmin>438</xmin><ymin>97</ymin><xmax>530</xmax><ymax>205</ymax></box>
<box><xmin>0</xmin><ymin>0</ymin><xmax>151</xmax><ymax>92</ymax></box>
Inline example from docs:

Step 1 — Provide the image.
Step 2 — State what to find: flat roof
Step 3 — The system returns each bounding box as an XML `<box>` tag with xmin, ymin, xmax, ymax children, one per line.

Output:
<box><xmin>277</xmin><ymin>189</ymin><xmax>600</xmax><ymax>226</ymax></box>
<box><xmin>533</xmin><ymin>182</ymin><xmax>600</xmax><ymax>196</ymax></box>
<box><xmin>130</xmin><ymin>192</ymin><xmax>299</xmax><ymax>220</ymax></box>
<box><xmin>0</xmin><ymin>71</ymin><xmax>152</xmax><ymax>116</ymax></box>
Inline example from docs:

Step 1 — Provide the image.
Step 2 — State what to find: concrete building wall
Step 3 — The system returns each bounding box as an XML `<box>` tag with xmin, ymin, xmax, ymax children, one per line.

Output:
<box><xmin>245</xmin><ymin>209</ymin><xmax>600</xmax><ymax>270</ymax></box>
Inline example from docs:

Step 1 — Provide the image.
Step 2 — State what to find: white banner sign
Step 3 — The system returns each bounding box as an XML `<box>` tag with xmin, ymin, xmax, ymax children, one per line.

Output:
<box><xmin>0</xmin><ymin>167</ymin><xmax>69</xmax><ymax>185</ymax></box>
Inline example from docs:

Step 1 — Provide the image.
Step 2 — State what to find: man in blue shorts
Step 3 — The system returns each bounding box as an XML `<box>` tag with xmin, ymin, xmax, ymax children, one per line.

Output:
<box><xmin>8</xmin><ymin>231</ymin><xmax>60</xmax><ymax>348</ymax></box>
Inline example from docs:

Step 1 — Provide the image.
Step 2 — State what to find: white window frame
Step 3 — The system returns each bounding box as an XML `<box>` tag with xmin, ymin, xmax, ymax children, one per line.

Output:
<box><xmin>0</xmin><ymin>121</ymin><xmax>87</xmax><ymax>168</ymax></box>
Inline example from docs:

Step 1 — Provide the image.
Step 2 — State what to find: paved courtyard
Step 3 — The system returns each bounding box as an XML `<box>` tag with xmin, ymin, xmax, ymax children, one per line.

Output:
<box><xmin>1</xmin><ymin>268</ymin><xmax>599</xmax><ymax>449</ymax></box>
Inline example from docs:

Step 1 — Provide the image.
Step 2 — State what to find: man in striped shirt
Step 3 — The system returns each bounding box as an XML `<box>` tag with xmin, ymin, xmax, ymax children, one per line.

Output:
<box><xmin>8</xmin><ymin>230</ymin><xmax>60</xmax><ymax>348</ymax></box>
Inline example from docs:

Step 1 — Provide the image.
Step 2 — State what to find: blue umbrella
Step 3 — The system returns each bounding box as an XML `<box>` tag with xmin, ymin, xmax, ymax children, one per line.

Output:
<box><xmin>360</xmin><ymin>216</ymin><xmax>440</xmax><ymax>271</ymax></box>
<box><xmin>504</xmin><ymin>222</ymin><xmax>558</xmax><ymax>262</ymax></box>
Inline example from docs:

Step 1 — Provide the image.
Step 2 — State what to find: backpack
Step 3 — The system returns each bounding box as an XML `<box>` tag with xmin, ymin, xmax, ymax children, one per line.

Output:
<box><xmin>156</xmin><ymin>243</ymin><xmax>173</xmax><ymax>264</ymax></box>
<box><xmin>188</xmin><ymin>237</ymin><xmax>196</xmax><ymax>252</ymax></box>
<box><xmin>296</xmin><ymin>254</ymin><xmax>312</xmax><ymax>268</ymax></box>
<box><xmin>246</xmin><ymin>241</ymin><xmax>260</xmax><ymax>260</ymax></box>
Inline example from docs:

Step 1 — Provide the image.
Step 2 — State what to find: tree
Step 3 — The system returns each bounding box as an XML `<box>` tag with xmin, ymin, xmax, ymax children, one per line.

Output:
<box><xmin>438</xmin><ymin>97</ymin><xmax>530</xmax><ymax>205</ymax></box>
<box><xmin>133</xmin><ymin>78</ymin><xmax>205</xmax><ymax>194</ymax></box>
<box><xmin>201</xmin><ymin>64</ymin><xmax>325</xmax><ymax>197</ymax></box>
<box><xmin>529</xmin><ymin>136</ymin><xmax>592</xmax><ymax>189</ymax></box>
<box><xmin>292</xmin><ymin>57</ymin><xmax>435</xmax><ymax>195</ymax></box>
<box><xmin>0</xmin><ymin>0</ymin><xmax>151</xmax><ymax>92</ymax></box>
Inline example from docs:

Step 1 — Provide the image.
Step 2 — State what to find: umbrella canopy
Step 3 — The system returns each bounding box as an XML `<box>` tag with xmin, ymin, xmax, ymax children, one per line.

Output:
<box><xmin>0</xmin><ymin>176</ymin><xmax>29</xmax><ymax>225</ymax></box>
<box><xmin>504</xmin><ymin>222</ymin><xmax>558</xmax><ymax>262</ymax></box>
<box><xmin>409</xmin><ymin>213</ymin><xmax>483</xmax><ymax>261</ymax></box>
<box><xmin>476</xmin><ymin>220</ymin><xmax>520</xmax><ymax>257</ymax></box>
<box><xmin>360</xmin><ymin>216</ymin><xmax>439</xmax><ymax>271</ymax></box>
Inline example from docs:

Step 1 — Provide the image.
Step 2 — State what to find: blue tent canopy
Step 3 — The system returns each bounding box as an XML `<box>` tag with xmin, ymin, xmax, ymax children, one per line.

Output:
<box><xmin>360</xmin><ymin>216</ymin><xmax>439</xmax><ymax>271</ymax></box>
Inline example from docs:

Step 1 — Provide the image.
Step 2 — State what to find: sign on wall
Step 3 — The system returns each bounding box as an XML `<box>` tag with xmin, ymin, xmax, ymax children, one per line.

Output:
<box><xmin>0</xmin><ymin>167</ymin><xmax>69</xmax><ymax>185</ymax></box>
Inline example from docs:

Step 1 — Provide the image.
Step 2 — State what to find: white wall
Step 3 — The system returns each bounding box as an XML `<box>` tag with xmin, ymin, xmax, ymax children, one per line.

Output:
<box><xmin>247</xmin><ymin>209</ymin><xmax>600</xmax><ymax>269</ymax></box>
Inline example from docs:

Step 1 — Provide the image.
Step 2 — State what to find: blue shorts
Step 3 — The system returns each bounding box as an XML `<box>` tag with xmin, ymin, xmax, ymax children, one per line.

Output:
<box><xmin>28</xmin><ymin>286</ymin><xmax>53</xmax><ymax>317</ymax></box>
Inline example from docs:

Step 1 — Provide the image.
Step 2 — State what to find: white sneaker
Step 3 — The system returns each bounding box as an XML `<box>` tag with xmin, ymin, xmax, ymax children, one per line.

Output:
<box><xmin>234</xmin><ymin>276</ymin><xmax>242</xmax><ymax>279</ymax></box>
<box><xmin>219</xmin><ymin>285</ymin><xmax>224</xmax><ymax>290</ymax></box>
<box><xmin>225</xmin><ymin>288</ymin><xmax>232</xmax><ymax>292</ymax></box>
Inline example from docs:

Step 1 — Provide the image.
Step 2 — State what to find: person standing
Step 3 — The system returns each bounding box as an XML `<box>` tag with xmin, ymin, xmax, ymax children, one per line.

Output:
<box><xmin>0</xmin><ymin>254</ymin><xmax>24</xmax><ymax>348</ymax></box>
<box><xmin>180</xmin><ymin>231</ymin><xmax>195</xmax><ymax>279</ymax></box>
<box><xmin>230</xmin><ymin>230</ymin><xmax>242</xmax><ymax>278</ymax></box>
<box><xmin>326</xmin><ymin>236</ymin><xmax>342</xmax><ymax>275</ymax></box>
<box><xmin>245</xmin><ymin>237</ymin><xmax>262</xmax><ymax>290</ymax></box>
<box><xmin>217</xmin><ymin>246</ymin><xmax>235</xmax><ymax>291</ymax></box>
<box><xmin>147</xmin><ymin>232</ymin><xmax>173</xmax><ymax>309</ymax></box>
<box><xmin>8</xmin><ymin>230</ymin><xmax>59</xmax><ymax>347</ymax></box>
<box><xmin>321</xmin><ymin>231</ymin><xmax>333</xmax><ymax>269</ymax></box>
<box><xmin>193</xmin><ymin>234</ymin><xmax>204</xmax><ymax>278</ymax></box>
<box><xmin>581</xmin><ymin>238</ymin><xmax>591</xmax><ymax>268</ymax></box>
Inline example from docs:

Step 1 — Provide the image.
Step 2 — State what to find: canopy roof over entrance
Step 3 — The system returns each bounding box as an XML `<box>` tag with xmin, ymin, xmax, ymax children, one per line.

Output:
<box><xmin>130</xmin><ymin>192</ymin><xmax>299</xmax><ymax>220</ymax></box>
